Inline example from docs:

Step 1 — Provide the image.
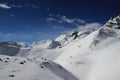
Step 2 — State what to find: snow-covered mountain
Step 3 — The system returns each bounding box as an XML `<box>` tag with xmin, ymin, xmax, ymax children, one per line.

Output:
<box><xmin>104</xmin><ymin>15</ymin><xmax>120</xmax><ymax>29</ymax></box>
<box><xmin>0</xmin><ymin>15</ymin><xmax>120</xmax><ymax>80</ymax></box>
<box><xmin>0</xmin><ymin>41</ymin><xmax>21</xmax><ymax>56</ymax></box>
<box><xmin>55</xmin><ymin>15</ymin><xmax>120</xmax><ymax>80</ymax></box>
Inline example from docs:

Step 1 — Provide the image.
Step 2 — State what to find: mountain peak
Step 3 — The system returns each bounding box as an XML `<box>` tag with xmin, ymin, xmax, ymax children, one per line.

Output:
<box><xmin>105</xmin><ymin>15</ymin><xmax>120</xmax><ymax>29</ymax></box>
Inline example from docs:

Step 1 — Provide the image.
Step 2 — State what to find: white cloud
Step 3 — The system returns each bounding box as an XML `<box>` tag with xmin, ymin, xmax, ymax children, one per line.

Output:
<box><xmin>60</xmin><ymin>16</ymin><xmax>85</xmax><ymax>24</ymax></box>
<box><xmin>0</xmin><ymin>3</ymin><xmax>11</xmax><ymax>9</ymax></box>
<box><xmin>0</xmin><ymin>3</ymin><xmax>40</xmax><ymax>9</ymax></box>
<box><xmin>0</xmin><ymin>3</ymin><xmax>24</xmax><ymax>9</ymax></box>
<box><xmin>77</xmin><ymin>23</ymin><xmax>102</xmax><ymax>31</ymax></box>
<box><xmin>74</xmin><ymin>18</ymin><xmax>85</xmax><ymax>24</ymax></box>
<box><xmin>45</xmin><ymin>14</ymin><xmax>102</xmax><ymax>33</ymax></box>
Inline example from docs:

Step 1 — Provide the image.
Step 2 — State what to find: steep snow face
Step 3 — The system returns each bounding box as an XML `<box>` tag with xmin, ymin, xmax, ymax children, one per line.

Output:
<box><xmin>54</xmin><ymin>29</ymin><xmax>99</xmax><ymax>80</ymax></box>
<box><xmin>55</xmin><ymin>30</ymin><xmax>92</xmax><ymax>48</ymax></box>
<box><xmin>77</xmin><ymin>30</ymin><xmax>92</xmax><ymax>39</ymax></box>
<box><xmin>55</xmin><ymin>34</ymin><xmax>66</xmax><ymax>42</ymax></box>
<box><xmin>55</xmin><ymin>24</ymin><xmax>120</xmax><ymax>80</ymax></box>
<box><xmin>55</xmin><ymin>33</ymin><xmax>76</xmax><ymax>47</ymax></box>
<box><xmin>89</xmin><ymin>27</ymin><xmax>119</xmax><ymax>50</ymax></box>
<box><xmin>87</xmin><ymin>41</ymin><xmax>120</xmax><ymax>80</ymax></box>
<box><xmin>47</xmin><ymin>41</ymin><xmax>61</xmax><ymax>49</ymax></box>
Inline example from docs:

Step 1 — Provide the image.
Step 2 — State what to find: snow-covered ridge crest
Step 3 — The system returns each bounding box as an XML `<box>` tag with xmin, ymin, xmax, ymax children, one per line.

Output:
<box><xmin>105</xmin><ymin>15</ymin><xmax>120</xmax><ymax>29</ymax></box>
<box><xmin>55</xmin><ymin>15</ymin><xmax>120</xmax><ymax>80</ymax></box>
<box><xmin>89</xmin><ymin>27</ymin><xmax>118</xmax><ymax>48</ymax></box>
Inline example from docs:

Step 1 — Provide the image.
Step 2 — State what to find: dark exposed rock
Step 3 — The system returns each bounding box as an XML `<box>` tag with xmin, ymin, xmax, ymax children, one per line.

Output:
<box><xmin>8</xmin><ymin>74</ymin><xmax>15</xmax><ymax>77</ymax></box>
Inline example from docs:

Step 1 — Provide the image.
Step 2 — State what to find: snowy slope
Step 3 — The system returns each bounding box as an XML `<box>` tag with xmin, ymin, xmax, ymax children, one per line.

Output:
<box><xmin>18</xmin><ymin>15</ymin><xmax>120</xmax><ymax>80</ymax></box>
<box><xmin>0</xmin><ymin>55</ymin><xmax>79</xmax><ymax>80</ymax></box>
<box><xmin>55</xmin><ymin>16</ymin><xmax>120</xmax><ymax>80</ymax></box>
<box><xmin>87</xmin><ymin>41</ymin><xmax>120</xmax><ymax>80</ymax></box>
<box><xmin>17</xmin><ymin>30</ymin><xmax>93</xmax><ymax>58</ymax></box>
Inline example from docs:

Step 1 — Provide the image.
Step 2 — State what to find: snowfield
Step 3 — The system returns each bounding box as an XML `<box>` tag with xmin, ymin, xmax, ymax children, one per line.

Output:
<box><xmin>0</xmin><ymin>15</ymin><xmax>120</xmax><ymax>80</ymax></box>
<box><xmin>0</xmin><ymin>55</ymin><xmax>71</xmax><ymax>80</ymax></box>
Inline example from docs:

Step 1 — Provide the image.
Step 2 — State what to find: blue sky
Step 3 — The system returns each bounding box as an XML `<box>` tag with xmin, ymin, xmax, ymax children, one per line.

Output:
<box><xmin>0</xmin><ymin>0</ymin><xmax>120</xmax><ymax>43</ymax></box>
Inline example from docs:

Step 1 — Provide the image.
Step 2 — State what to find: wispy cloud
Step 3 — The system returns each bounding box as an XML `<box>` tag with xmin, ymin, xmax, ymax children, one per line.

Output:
<box><xmin>46</xmin><ymin>14</ymin><xmax>85</xmax><ymax>26</ymax></box>
<box><xmin>0</xmin><ymin>3</ymin><xmax>11</xmax><ymax>9</ymax></box>
<box><xmin>11</xmin><ymin>5</ymin><xmax>23</xmax><ymax>8</ymax></box>
<box><xmin>61</xmin><ymin>16</ymin><xmax>85</xmax><ymax>24</ymax></box>
<box><xmin>24</xmin><ymin>4</ymin><xmax>40</xmax><ymax>9</ymax></box>
<box><xmin>46</xmin><ymin>14</ymin><xmax>102</xmax><ymax>33</ymax></box>
<box><xmin>46</xmin><ymin>17</ymin><xmax>58</xmax><ymax>22</ymax></box>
